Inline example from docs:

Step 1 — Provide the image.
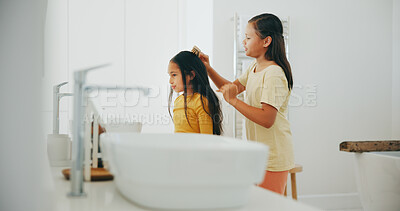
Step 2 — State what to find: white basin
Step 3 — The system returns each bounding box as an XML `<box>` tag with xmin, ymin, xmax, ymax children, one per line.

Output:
<box><xmin>354</xmin><ymin>151</ymin><xmax>400</xmax><ymax>211</ymax></box>
<box><xmin>100</xmin><ymin>133</ymin><xmax>268</xmax><ymax>210</ymax></box>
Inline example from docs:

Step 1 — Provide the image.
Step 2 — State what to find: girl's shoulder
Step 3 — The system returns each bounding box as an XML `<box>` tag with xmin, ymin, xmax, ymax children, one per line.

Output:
<box><xmin>174</xmin><ymin>93</ymin><xmax>209</xmax><ymax>112</ymax></box>
<box><xmin>174</xmin><ymin>93</ymin><xmax>207</xmax><ymax>105</ymax></box>
<box><xmin>192</xmin><ymin>93</ymin><xmax>209</xmax><ymax>104</ymax></box>
<box><xmin>263</xmin><ymin>65</ymin><xmax>289</xmax><ymax>90</ymax></box>
<box><xmin>264</xmin><ymin>65</ymin><xmax>285</xmax><ymax>78</ymax></box>
<box><xmin>189</xmin><ymin>93</ymin><xmax>210</xmax><ymax>111</ymax></box>
<box><xmin>192</xmin><ymin>93</ymin><xmax>210</xmax><ymax>113</ymax></box>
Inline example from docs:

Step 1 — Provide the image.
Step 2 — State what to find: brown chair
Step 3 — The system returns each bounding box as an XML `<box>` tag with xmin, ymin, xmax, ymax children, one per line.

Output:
<box><xmin>284</xmin><ymin>164</ymin><xmax>303</xmax><ymax>200</ymax></box>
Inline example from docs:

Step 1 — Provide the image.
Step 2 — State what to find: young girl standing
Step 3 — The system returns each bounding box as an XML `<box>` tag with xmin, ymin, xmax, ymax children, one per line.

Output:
<box><xmin>168</xmin><ymin>51</ymin><xmax>223</xmax><ymax>135</ymax></box>
<box><xmin>199</xmin><ymin>13</ymin><xmax>294</xmax><ymax>194</ymax></box>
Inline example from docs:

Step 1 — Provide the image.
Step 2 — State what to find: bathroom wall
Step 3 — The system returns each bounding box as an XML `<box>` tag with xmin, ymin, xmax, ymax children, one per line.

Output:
<box><xmin>212</xmin><ymin>0</ymin><xmax>394</xmax><ymax>209</ymax></box>
<box><xmin>0</xmin><ymin>0</ymin><xmax>53</xmax><ymax>210</ymax></box>
<box><xmin>179</xmin><ymin>0</ymin><xmax>214</xmax><ymax>61</ymax></box>
<box><xmin>43</xmin><ymin>0</ymin><xmax>70</xmax><ymax>135</ymax></box>
<box><xmin>393</xmin><ymin>0</ymin><xmax>400</xmax><ymax>139</ymax></box>
<box><xmin>43</xmin><ymin>0</ymin><xmax>218</xmax><ymax>136</ymax></box>
<box><xmin>41</xmin><ymin>0</ymin><xmax>398</xmax><ymax>209</ymax></box>
<box><xmin>43</xmin><ymin>0</ymin><xmax>183</xmax><ymax>136</ymax></box>
<box><xmin>178</xmin><ymin>1</ymin><xmax>235</xmax><ymax>134</ymax></box>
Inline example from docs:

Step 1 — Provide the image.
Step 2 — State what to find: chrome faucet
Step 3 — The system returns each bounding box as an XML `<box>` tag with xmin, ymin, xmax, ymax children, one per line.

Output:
<box><xmin>53</xmin><ymin>82</ymin><xmax>73</xmax><ymax>134</ymax></box>
<box><xmin>68</xmin><ymin>64</ymin><xmax>150</xmax><ymax>197</ymax></box>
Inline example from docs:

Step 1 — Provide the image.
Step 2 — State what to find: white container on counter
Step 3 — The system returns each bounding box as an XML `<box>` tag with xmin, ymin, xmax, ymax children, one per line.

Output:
<box><xmin>100</xmin><ymin>133</ymin><xmax>269</xmax><ymax>210</ymax></box>
<box><xmin>47</xmin><ymin>134</ymin><xmax>71</xmax><ymax>167</ymax></box>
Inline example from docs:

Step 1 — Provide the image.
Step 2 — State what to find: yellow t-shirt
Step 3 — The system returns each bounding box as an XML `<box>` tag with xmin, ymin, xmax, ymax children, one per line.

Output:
<box><xmin>238</xmin><ymin>61</ymin><xmax>294</xmax><ymax>171</ymax></box>
<box><xmin>173</xmin><ymin>93</ymin><xmax>213</xmax><ymax>134</ymax></box>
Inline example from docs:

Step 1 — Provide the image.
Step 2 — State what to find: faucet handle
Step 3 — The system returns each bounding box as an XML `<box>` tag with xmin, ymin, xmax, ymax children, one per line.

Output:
<box><xmin>56</xmin><ymin>81</ymin><xmax>68</xmax><ymax>87</ymax></box>
<box><xmin>74</xmin><ymin>63</ymin><xmax>111</xmax><ymax>82</ymax></box>
<box><xmin>54</xmin><ymin>82</ymin><xmax>68</xmax><ymax>93</ymax></box>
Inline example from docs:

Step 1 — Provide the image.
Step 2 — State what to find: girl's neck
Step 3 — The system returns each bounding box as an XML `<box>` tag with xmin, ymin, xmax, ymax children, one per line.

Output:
<box><xmin>255</xmin><ymin>57</ymin><xmax>277</xmax><ymax>72</ymax></box>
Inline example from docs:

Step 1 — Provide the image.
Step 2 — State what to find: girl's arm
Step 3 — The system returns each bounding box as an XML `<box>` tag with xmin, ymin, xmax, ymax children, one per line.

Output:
<box><xmin>198</xmin><ymin>114</ymin><xmax>213</xmax><ymax>134</ymax></box>
<box><xmin>218</xmin><ymin>83</ymin><xmax>277</xmax><ymax>128</ymax></box>
<box><xmin>195</xmin><ymin>100</ymin><xmax>214</xmax><ymax>134</ymax></box>
<box><xmin>199</xmin><ymin>52</ymin><xmax>245</xmax><ymax>94</ymax></box>
<box><xmin>233</xmin><ymin>100</ymin><xmax>277</xmax><ymax>128</ymax></box>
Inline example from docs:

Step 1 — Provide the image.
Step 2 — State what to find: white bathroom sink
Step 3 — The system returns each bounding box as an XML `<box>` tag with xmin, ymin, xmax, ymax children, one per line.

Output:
<box><xmin>100</xmin><ymin>133</ymin><xmax>268</xmax><ymax>210</ymax></box>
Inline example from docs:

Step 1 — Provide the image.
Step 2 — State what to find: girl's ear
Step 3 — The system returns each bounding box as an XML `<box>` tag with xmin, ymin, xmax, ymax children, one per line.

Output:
<box><xmin>263</xmin><ymin>36</ymin><xmax>272</xmax><ymax>48</ymax></box>
<box><xmin>190</xmin><ymin>70</ymin><xmax>195</xmax><ymax>80</ymax></box>
<box><xmin>186</xmin><ymin>71</ymin><xmax>196</xmax><ymax>82</ymax></box>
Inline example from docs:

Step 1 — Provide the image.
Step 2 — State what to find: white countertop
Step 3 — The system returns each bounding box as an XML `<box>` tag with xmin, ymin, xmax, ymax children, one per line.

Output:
<box><xmin>51</xmin><ymin>167</ymin><xmax>320</xmax><ymax>211</ymax></box>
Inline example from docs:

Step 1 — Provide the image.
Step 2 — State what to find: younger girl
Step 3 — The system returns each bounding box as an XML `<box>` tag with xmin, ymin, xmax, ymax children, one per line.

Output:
<box><xmin>168</xmin><ymin>51</ymin><xmax>223</xmax><ymax>135</ymax></box>
<box><xmin>199</xmin><ymin>13</ymin><xmax>294</xmax><ymax>194</ymax></box>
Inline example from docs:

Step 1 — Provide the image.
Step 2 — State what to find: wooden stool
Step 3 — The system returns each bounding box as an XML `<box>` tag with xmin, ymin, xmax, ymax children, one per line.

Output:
<box><xmin>284</xmin><ymin>164</ymin><xmax>303</xmax><ymax>200</ymax></box>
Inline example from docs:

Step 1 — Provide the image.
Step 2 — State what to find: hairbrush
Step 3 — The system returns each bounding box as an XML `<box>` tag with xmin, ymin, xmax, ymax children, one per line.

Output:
<box><xmin>191</xmin><ymin>45</ymin><xmax>201</xmax><ymax>56</ymax></box>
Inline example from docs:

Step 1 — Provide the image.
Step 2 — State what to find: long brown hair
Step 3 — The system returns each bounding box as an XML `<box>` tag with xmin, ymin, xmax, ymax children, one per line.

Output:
<box><xmin>249</xmin><ymin>13</ymin><xmax>293</xmax><ymax>90</ymax></box>
<box><xmin>168</xmin><ymin>51</ymin><xmax>223</xmax><ymax>135</ymax></box>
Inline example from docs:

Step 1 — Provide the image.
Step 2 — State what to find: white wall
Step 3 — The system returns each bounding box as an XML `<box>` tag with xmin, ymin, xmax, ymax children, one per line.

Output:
<box><xmin>393</xmin><ymin>0</ymin><xmax>400</xmax><ymax>139</ymax></box>
<box><xmin>43</xmin><ymin>0</ymin><xmax>70</xmax><ymax>135</ymax></box>
<box><xmin>0</xmin><ymin>0</ymin><xmax>53</xmax><ymax>210</ymax></box>
<box><xmin>177</xmin><ymin>0</ymin><xmax>236</xmax><ymax>134</ymax></box>
<box><xmin>179</xmin><ymin>0</ymin><xmax>213</xmax><ymax>59</ymax></box>
<box><xmin>42</xmin><ymin>0</ymin><xmax>398</xmax><ymax>209</ymax></box>
<box><xmin>124</xmin><ymin>0</ymin><xmax>179</xmax><ymax>133</ymax></box>
<box><xmin>213</xmin><ymin>0</ymin><xmax>394</xmax><ymax>209</ymax></box>
<box><xmin>43</xmin><ymin>0</ymin><xmax>182</xmax><ymax>136</ymax></box>
<box><xmin>43</xmin><ymin>0</ymin><xmax>219</xmax><ymax>136</ymax></box>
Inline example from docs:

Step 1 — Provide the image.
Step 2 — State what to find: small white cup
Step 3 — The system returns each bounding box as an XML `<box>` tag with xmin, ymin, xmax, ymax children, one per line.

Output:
<box><xmin>47</xmin><ymin>134</ymin><xmax>72</xmax><ymax>166</ymax></box>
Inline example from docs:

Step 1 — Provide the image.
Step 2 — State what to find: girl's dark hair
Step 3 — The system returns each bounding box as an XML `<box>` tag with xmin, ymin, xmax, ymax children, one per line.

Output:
<box><xmin>249</xmin><ymin>13</ymin><xmax>293</xmax><ymax>90</ymax></box>
<box><xmin>168</xmin><ymin>51</ymin><xmax>223</xmax><ymax>135</ymax></box>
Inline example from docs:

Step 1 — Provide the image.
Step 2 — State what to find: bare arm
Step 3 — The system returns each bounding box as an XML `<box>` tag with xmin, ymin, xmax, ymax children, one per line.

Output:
<box><xmin>233</xmin><ymin>100</ymin><xmax>277</xmax><ymax>128</ymax></box>
<box><xmin>199</xmin><ymin>52</ymin><xmax>245</xmax><ymax>94</ymax></box>
<box><xmin>218</xmin><ymin>83</ymin><xmax>277</xmax><ymax>128</ymax></box>
<box><xmin>233</xmin><ymin>79</ymin><xmax>245</xmax><ymax>95</ymax></box>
